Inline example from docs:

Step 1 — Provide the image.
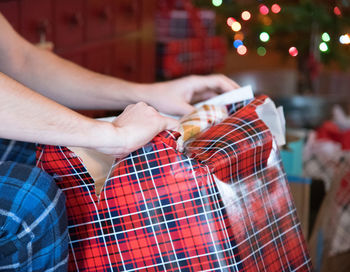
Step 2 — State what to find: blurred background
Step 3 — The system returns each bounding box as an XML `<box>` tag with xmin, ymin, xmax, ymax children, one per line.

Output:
<box><xmin>0</xmin><ymin>0</ymin><xmax>349</xmax><ymax>271</ymax></box>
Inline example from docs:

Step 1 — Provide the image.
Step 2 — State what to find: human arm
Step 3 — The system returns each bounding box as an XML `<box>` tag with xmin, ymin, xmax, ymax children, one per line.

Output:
<box><xmin>0</xmin><ymin>13</ymin><xmax>239</xmax><ymax>115</ymax></box>
<box><xmin>0</xmin><ymin>13</ymin><xmax>143</xmax><ymax>111</ymax></box>
<box><xmin>0</xmin><ymin>72</ymin><xmax>178</xmax><ymax>157</ymax></box>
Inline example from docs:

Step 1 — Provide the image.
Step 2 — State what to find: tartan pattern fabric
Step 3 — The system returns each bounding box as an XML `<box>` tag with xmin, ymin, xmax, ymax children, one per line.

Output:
<box><xmin>157</xmin><ymin>37</ymin><xmax>227</xmax><ymax>79</ymax></box>
<box><xmin>156</xmin><ymin>9</ymin><xmax>216</xmax><ymax>39</ymax></box>
<box><xmin>177</xmin><ymin>99</ymin><xmax>254</xmax><ymax>151</ymax></box>
<box><xmin>0</xmin><ymin>161</ymin><xmax>68</xmax><ymax>271</ymax></box>
<box><xmin>177</xmin><ymin>104</ymin><xmax>228</xmax><ymax>151</ymax></box>
<box><xmin>0</xmin><ymin>139</ymin><xmax>36</xmax><ymax>165</ymax></box>
<box><xmin>36</xmin><ymin>95</ymin><xmax>311</xmax><ymax>271</ymax></box>
<box><xmin>156</xmin><ymin>0</ymin><xmax>226</xmax><ymax>79</ymax></box>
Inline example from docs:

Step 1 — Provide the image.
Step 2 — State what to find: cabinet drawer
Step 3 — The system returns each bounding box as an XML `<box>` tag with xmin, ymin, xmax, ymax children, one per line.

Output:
<box><xmin>61</xmin><ymin>52</ymin><xmax>85</xmax><ymax>67</ymax></box>
<box><xmin>85</xmin><ymin>45</ymin><xmax>112</xmax><ymax>75</ymax></box>
<box><xmin>86</xmin><ymin>0</ymin><xmax>113</xmax><ymax>41</ymax></box>
<box><xmin>112</xmin><ymin>38</ymin><xmax>139</xmax><ymax>81</ymax></box>
<box><xmin>20</xmin><ymin>0</ymin><xmax>53</xmax><ymax>44</ymax></box>
<box><xmin>0</xmin><ymin>1</ymin><xmax>20</xmax><ymax>32</ymax></box>
<box><xmin>54</xmin><ymin>0</ymin><xmax>84</xmax><ymax>48</ymax></box>
<box><xmin>114</xmin><ymin>0</ymin><xmax>140</xmax><ymax>34</ymax></box>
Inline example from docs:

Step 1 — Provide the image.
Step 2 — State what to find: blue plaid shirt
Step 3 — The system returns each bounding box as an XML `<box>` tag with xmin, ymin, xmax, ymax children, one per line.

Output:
<box><xmin>0</xmin><ymin>139</ymin><xmax>68</xmax><ymax>271</ymax></box>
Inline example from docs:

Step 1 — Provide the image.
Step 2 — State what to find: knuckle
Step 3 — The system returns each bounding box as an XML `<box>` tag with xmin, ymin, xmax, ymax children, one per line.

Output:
<box><xmin>124</xmin><ymin>104</ymin><xmax>133</xmax><ymax>111</ymax></box>
<box><xmin>136</xmin><ymin>101</ymin><xmax>147</xmax><ymax>107</ymax></box>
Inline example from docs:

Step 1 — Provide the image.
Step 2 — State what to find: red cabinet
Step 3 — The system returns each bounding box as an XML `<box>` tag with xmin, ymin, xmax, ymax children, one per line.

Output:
<box><xmin>54</xmin><ymin>0</ymin><xmax>84</xmax><ymax>48</ymax></box>
<box><xmin>0</xmin><ymin>0</ymin><xmax>155</xmax><ymax>82</ymax></box>
<box><xmin>0</xmin><ymin>0</ymin><xmax>156</xmax><ymax>117</ymax></box>
<box><xmin>86</xmin><ymin>0</ymin><xmax>114</xmax><ymax>41</ymax></box>
<box><xmin>0</xmin><ymin>0</ymin><xmax>156</xmax><ymax>88</ymax></box>
<box><xmin>61</xmin><ymin>52</ymin><xmax>84</xmax><ymax>67</ymax></box>
<box><xmin>20</xmin><ymin>0</ymin><xmax>53</xmax><ymax>44</ymax></box>
<box><xmin>85</xmin><ymin>45</ymin><xmax>112</xmax><ymax>75</ymax></box>
<box><xmin>0</xmin><ymin>1</ymin><xmax>20</xmax><ymax>31</ymax></box>
<box><xmin>112</xmin><ymin>38</ymin><xmax>139</xmax><ymax>81</ymax></box>
<box><xmin>114</xmin><ymin>0</ymin><xmax>140</xmax><ymax>34</ymax></box>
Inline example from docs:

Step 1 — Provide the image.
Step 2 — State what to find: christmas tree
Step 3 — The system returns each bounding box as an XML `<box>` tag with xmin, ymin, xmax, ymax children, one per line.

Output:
<box><xmin>194</xmin><ymin>0</ymin><xmax>350</xmax><ymax>92</ymax></box>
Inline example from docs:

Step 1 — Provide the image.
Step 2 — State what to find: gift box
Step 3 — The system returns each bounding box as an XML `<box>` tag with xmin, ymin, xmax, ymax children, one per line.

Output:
<box><xmin>36</xmin><ymin>95</ymin><xmax>311</xmax><ymax>271</ymax></box>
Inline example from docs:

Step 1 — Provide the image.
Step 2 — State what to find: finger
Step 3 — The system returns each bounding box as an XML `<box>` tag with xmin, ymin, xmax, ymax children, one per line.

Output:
<box><xmin>176</xmin><ymin>102</ymin><xmax>196</xmax><ymax>116</ymax></box>
<box><xmin>163</xmin><ymin>116</ymin><xmax>180</xmax><ymax>130</ymax></box>
<box><xmin>123</xmin><ymin>104</ymin><xmax>135</xmax><ymax>111</ymax></box>
<box><xmin>194</xmin><ymin>75</ymin><xmax>237</xmax><ymax>94</ymax></box>
<box><xmin>191</xmin><ymin>90</ymin><xmax>218</xmax><ymax>104</ymax></box>
<box><xmin>211</xmin><ymin>74</ymin><xmax>240</xmax><ymax>92</ymax></box>
<box><xmin>220</xmin><ymin>74</ymin><xmax>240</xmax><ymax>89</ymax></box>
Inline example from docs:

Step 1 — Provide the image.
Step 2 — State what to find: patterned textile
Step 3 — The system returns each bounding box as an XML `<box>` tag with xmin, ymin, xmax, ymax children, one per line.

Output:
<box><xmin>303</xmin><ymin>131</ymin><xmax>350</xmax><ymax>190</ymax></box>
<box><xmin>177</xmin><ymin>104</ymin><xmax>228</xmax><ymax>151</ymax></box>
<box><xmin>156</xmin><ymin>0</ymin><xmax>226</xmax><ymax>79</ymax></box>
<box><xmin>0</xmin><ymin>161</ymin><xmax>68</xmax><ymax>271</ymax></box>
<box><xmin>36</xmin><ymin>95</ymin><xmax>311</xmax><ymax>271</ymax></box>
<box><xmin>304</xmin><ymin>132</ymin><xmax>350</xmax><ymax>256</ymax></box>
<box><xmin>177</xmin><ymin>99</ymin><xmax>253</xmax><ymax>151</ymax></box>
<box><xmin>0</xmin><ymin>139</ymin><xmax>36</xmax><ymax>165</ymax></box>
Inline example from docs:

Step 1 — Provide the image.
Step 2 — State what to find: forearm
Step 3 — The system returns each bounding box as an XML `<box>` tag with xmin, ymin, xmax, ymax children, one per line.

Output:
<box><xmin>0</xmin><ymin>72</ymin><xmax>122</xmax><ymax>150</ymax></box>
<box><xmin>0</xmin><ymin>13</ymin><xmax>145</xmax><ymax>110</ymax></box>
<box><xmin>13</xmin><ymin>48</ymin><xmax>145</xmax><ymax>110</ymax></box>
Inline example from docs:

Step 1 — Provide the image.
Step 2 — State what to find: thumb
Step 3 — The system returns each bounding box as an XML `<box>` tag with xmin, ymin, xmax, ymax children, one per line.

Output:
<box><xmin>177</xmin><ymin>102</ymin><xmax>196</xmax><ymax>116</ymax></box>
<box><xmin>162</xmin><ymin>117</ymin><xmax>180</xmax><ymax>131</ymax></box>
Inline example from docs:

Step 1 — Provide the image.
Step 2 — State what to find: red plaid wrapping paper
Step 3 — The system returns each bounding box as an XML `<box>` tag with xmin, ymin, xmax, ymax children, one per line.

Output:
<box><xmin>36</xmin><ymin>95</ymin><xmax>311</xmax><ymax>271</ymax></box>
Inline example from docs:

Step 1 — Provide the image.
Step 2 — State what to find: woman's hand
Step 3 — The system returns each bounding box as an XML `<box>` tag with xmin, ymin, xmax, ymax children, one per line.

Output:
<box><xmin>142</xmin><ymin>74</ymin><xmax>240</xmax><ymax>116</ymax></box>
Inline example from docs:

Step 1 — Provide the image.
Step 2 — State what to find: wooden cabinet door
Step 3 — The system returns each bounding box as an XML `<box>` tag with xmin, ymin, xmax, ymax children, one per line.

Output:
<box><xmin>54</xmin><ymin>0</ymin><xmax>84</xmax><ymax>49</ymax></box>
<box><xmin>61</xmin><ymin>52</ymin><xmax>85</xmax><ymax>67</ymax></box>
<box><xmin>114</xmin><ymin>0</ymin><xmax>141</xmax><ymax>34</ymax></box>
<box><xmin>86</xmin><ymin>0</ymin><xmax>113</xmax><ymax>41</ymax></box>
<box><xmin>20</xmin><ymin>0</ymin><xmax>53</xmax><ymax>44</ymax></box>
<box><xmin>0</xmin><ymin>1</ymin><xmax>20</xmax><ymax>32</ymax></box>
<box><xmin>112</xmin><ymin>37</ymin><xmax>139</xmax><ymax>81</ymax></box>
<box><xmin>85</xmin><ymin>44</ymin><xmax>112</xmax><ymax>75</ymax></box>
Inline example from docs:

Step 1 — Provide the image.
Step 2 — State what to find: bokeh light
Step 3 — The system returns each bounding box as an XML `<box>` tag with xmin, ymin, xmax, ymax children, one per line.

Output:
<box><xmin>212</xmin><ymin>0</ymin><xmax>222</xmax><ymax>7</ymax></box>
<box><xmin>233</xmin><ymin>40</ymin><xmax>243</xmax><ymax>48</ymax></box>
<box><xmin>226</xmin><ymin>17</ymin><xmax>235</xmax><ymax>27</ymax></box>
<box><xmin>257</xmin><ymin>46</ymin><xmax>267</xmax><ymax>56</ymax></box>
<box><xmin>237</xmin><ymin>45</ymin><xmax>247</xmax><ymax>55</ymax></box>
<box><xmin>334</xmin><ymin>6</ymin><xmax>342</xmax><ymax>16</ymax></box>
<box><xmin>259</xmin><ymin>32</ymin><xmax>270</xmax><ymax>42</ymax></box>
<box><xmin>231</xmin><ymin>21</ymin><xmax>242</xmax><ymax>32</ymax></box>
<box><xmin>262</xmin><ymin>16</ymin><xmax>272</xmax><ymax>26</ymax></box>
<box><xmin>289</xmin><ymin>47</ymin><xmax>298</xmax><ymax>57</ymax></box>
<box><xmin>322</xmin><ymin>32</ymin><xmax>330</xmax><ymax>42</ymax></box>
<box><xmin>259</xmin><ymin>5</ymin><xmax>269</xmax><ymax>15</ymax></box>
<box><xmin>271</xmin><ymin>4</ymin><xmax>281</xmax><ymax>14</ymax></box>
<box><xmin>319</xmin><ymin>42</ymin><xmax>328</xmax><ymax>52</ymax></box>
<box><xmin>339</xmin><ymin>34</ymin><xmax>350</xmax><ymax>44</ymax></box>
<box><xmin>241</xmin><ymin>11</ymin><xmax>251</xmax><ymax>21</ymax></box>
<box><xmin>234</xmin><ymin>32</ymin><xmax>244</xmax><ymax>41</ymax></box>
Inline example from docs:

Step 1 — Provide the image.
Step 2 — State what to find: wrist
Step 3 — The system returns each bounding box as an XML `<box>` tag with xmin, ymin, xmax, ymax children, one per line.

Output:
<box><xmin>134</xmin><ymin>82</ymin><xmax>162</xmax><ymax>106</ymax></box>
<box><xmin>85</xmin><ymin>119</ymin><xmax>127</xmax><ymax>155</ymax></box>
<box><xmin>107</xmin><ymin>79</ymin><xmax>148</xmax><ymax>107</ymax></box>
